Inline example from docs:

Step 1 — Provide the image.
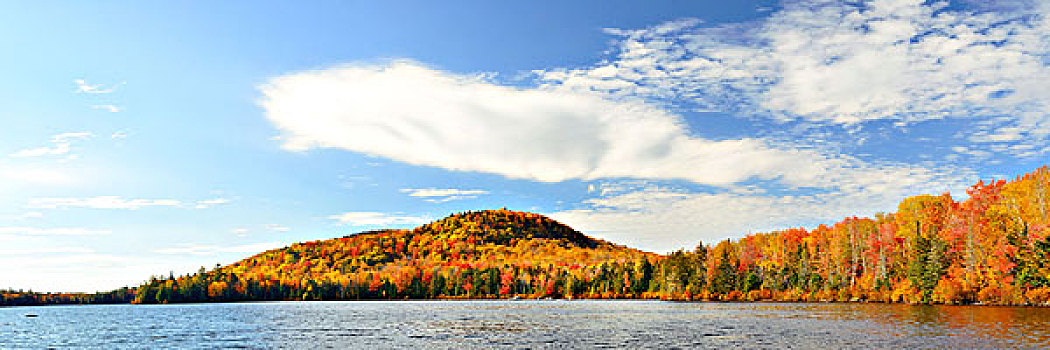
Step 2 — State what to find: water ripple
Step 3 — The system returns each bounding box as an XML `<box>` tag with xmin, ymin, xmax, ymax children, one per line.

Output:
<box><xmin>2</xmin><ymin>301</ymin><xmax>1050</xmax><ymax>348</ymax></box>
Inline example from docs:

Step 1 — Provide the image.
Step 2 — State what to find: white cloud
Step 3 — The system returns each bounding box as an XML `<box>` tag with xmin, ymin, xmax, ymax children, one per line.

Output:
<box><xmin>9</xmin><ymin>132</ymin><xmax>93</xmax><ymax>158</ymax></box>
<box><xmin>26</xmin><ymin>196</ymin><xmax>235</xmax><ymax>210</ymax></box>
<box><xmin>231</xmin><ymin>228</ymin><xmax>250</xmax><ymax>236</ymax></box>
<box><xmin>111</xmin><ymin>131</ymin><xmax>128</xmax><ymax>139</ymax></box>
<box><xmin>265</xmin><ymin>224</ymin><xmax>290</xmax><ymax>232</ymax></box>
<box><xmin>74</xmin><ymin>79</ymin><xmax>122</xmax><ymax>94</ymax></box>
<box><xmin>0</xmin><ymin>226</ymin><xmax>112</xmax><ymax>236</ymax></box>
<box><xmin>91</xmin><ymin>104</ymin><xmax>122</xmax><ymax>113</ymax></box>
<box><xmin>0</xmin><ymin>246</ymin><xmax>94</xmax><ymax>255</ymax></box>
<box><xmin>260</xmin><ymin>61</ymin><xmax>931</xmax><ymax>188</ymax></box>
<box><xmin>9</xmin><ymin>146</ymin><xmax>68</xmax><ymax>158</ymax></box>
<box><xmin>194</xmin><ymin>197</ymin><xmax>231</xmax><ymax>209</ymax></box>
<box><xmin>328</xmin><ymin>211</ymin><xmax>430</xmax><ymax>227</ymax></box>
<box><xmin>538</xmin><ymin>0</ymin><xmax>1050</xmax><ymax>153</ymax></box>
<box><xmin>969</xmin><ymin>127</ymin><xmax>1026</xmax><ymax>143</ymax></box>
<box><xmin>400</xmin><ymin>188</ymin><xmax>489</xmax><ymax>203</ymax></box>
<box><xmin>29</xmin><ymin>196</ymin><xmax>181</xmax><ymax>210</ymax></box>
<box><xmin>950</xmin><ymin>145</ymin><xmax>992</xmax><ymax>159</ymax></box>
<box><xmin>400</xmin><ymin>188</ymin><xmax>489</xmax><ymax>197</ymax></box>
<box><xmin>153</xmin><ymin>242</ymin><xmax>284</xmax><ymax>256</ymax></box>
<box><xmin>54</xmin><ymin>132</ymin><xmax>95</xmax><ymax>141</ymax></box>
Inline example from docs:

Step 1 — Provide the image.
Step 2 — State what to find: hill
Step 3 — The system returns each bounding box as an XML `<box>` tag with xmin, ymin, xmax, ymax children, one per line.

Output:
<box><xmin>132</xmin><ymin>209</ymin><xmax>659</xmax><ymax>303</ymax></box>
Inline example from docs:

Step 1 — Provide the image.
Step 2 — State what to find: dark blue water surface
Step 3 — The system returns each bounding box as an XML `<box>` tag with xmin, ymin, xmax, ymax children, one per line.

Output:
<box><xmin>3</xmin><ymin>300</ymin><xmax>1050</xmax><ymax>349</ymax></box>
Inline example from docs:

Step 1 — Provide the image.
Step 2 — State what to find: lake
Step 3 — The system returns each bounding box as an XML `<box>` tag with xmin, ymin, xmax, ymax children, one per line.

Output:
<box><xmin>2</xmin><ymin>300</ymin><xmax>1049</xmax><ymax>349</ymax></box>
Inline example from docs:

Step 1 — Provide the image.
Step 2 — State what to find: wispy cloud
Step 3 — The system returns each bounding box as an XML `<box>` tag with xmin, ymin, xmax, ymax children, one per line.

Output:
<box><xmin>9</xmin><ymin>132</ymin><xmax>93</xmax><ymax>158</ymax></box>
<box><xmin>153</xmin><ymin>242</ymin><xmax>284</xmax><ymax>256</ymax></box>
<box><xmin>29</xmin><ymin>196</ymin><xmax>181</xmax><ymax>210</ymax></box>
<box><xmin>400</xmin><ymin>188</ymin><xmax>489</xmax><ymax>197</ymax></box>
<box><xmin>265</xmin><ymin>224</ymin><xmax>290</xmax><ymax>232</ymax></box>
<box><xmin>0</xmin><ymin>226</ymin><xmax>112</xmax><ymax>236</ymax></box>
<box><xmin>194</xmin><ymin>197</ymin><xmax>231</xmax><ymax>209</ymax></box>
<box><xmin>74</xmin><ymin>79</ymin><xmax>122</xmax><ymax>94</ymax></box>
<box><xmin>91</xmin><ymin>104</ymin><xmax>122</xmax><ymax>113</ymax></box>
<box><xmin>0</xmin><ymin>246</ymin><xmax>95</xmax><ymax>255</ymax></box>
<box><xmin>26</xmin><ymin>196</ymin><xmax>238</xmax><ymax>211</ymax></box>
<box><xmin>400</xmin><ymin>188</ymin><xmax>489</xmax><ymax>203</ymax></box>
<box><xmin>328</xmin><ymin>211</ymin><xmax>430</xmax><ymax>227</ymax></box>
<box><xmin>537</xmin><ymin>0</ymin><xmax>1050</xmax><ymax>155</ymax></box>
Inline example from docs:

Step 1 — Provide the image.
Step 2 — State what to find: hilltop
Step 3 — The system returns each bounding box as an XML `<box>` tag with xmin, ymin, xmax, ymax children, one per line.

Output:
<box><xmin>412</xmin><ymin>209</ymin><xmax>603</xmax><ymax>248</ymax></box>
<box><xmin>132</xmin><ymin>209</ymin><xmax>659</xmax><ymax>303</ymax></box>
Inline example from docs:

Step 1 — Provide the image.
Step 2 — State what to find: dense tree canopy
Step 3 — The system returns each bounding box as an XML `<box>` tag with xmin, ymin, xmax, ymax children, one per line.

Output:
<box><xmin>656</xmin><ymin>166</ymin><xmax>1050</xmax><ymax>305</ymax></box>
<box><xmin>0</xmin><ymin>288</ymin><xmax>133</xmax><ymax>306</ymax></box>
<box><xmin>131</xmin><ymin>209</ymin><xmax>659</xmax><ymax>303</ymax></box>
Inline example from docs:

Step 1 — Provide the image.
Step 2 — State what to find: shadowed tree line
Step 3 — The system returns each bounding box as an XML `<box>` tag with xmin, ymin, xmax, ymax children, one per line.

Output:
<box><xmin>1</xmin><ymin>288</ymin><xmax>134</xmax><ymax>306</ymax></box>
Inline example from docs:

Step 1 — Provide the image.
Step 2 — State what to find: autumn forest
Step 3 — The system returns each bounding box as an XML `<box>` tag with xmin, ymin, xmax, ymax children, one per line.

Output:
<box><xmin>3</xmin><ymin>166</ymin><xmax>1048</xmax><ymax>307</ymax></box>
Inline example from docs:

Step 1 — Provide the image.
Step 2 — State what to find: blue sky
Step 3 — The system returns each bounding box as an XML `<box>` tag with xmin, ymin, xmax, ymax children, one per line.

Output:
<box><xmin>2</xmin><ymin>0</ymin><xmax>1048</xmax><ymax>292</ymax></box>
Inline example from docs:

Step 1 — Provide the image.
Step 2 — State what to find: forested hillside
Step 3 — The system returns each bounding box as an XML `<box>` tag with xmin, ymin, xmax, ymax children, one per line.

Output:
<box><xmin>659</xmin><ymin>166</ymin><xmax>1050</xmax><ymax>305</ymax></box>
<box><xmin>6</xmin><ymin>166</ymin><xmax>1047</xmax><ymax>307</ymax></box>
<box><xmin>132</xmin><ymin>209</ymin><xmax>659</xmax><ymax>303</ymax></box>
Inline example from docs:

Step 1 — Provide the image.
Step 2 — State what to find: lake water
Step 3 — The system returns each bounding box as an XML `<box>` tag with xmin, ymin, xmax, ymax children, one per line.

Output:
<box><xmin>2</xmin><ymin>300</ymin><xmax>1050</xmax><ymax>349</ymax></box>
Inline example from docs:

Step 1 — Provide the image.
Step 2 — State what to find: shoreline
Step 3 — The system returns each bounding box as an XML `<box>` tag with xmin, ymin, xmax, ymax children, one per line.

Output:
<box><xmin>7</xmin><ymin>296</ymin><xmax>1050</xmax><ymax>308</ymax></box>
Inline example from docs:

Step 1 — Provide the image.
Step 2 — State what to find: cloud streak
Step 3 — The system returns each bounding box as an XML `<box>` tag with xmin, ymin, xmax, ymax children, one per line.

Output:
<box><xmin>328</xmin><ymin>211</ymin><xmax>430</xmax><ymax>227</ymax></box>
<box><xmin>91</xmin><ymin>104</ymin><xmax>123</xmax><ymax>113</ymax></box>
<box><xmin>153</xmin><ymin>242</ymin><xmax>284</xmax><ymax>256</ymax></box>
<box><xmin>0</xmin><ymin>247</ymin><xmax>95</xmax><ymax>255</ymax></box>
<box><xmin>0</xmin><ymin>226</ymin><xmax>111</xmax><ymax>236</ymax></box>
<box><xmin>9</xmin><ymin>132</ymin><xmax>93</xmax><ymax>158</ymax></box>
<box><xmin>29</xmin><ymin>196</ymin><xmax>181</xmax><ymax>210</ymax></box>
<box><xmin>400</xmin><ymin>188</ymin><xmax>489</xmax><ymax>203</ymax></box>
<box><xmin>194</xmin><ymin>198</ymin><xmax>231</xmax><ymax>209</ymax></box>
<box><xmin>74</xmin><ymin>79</ymin><xmax>122</xmax><ymax>94</ymax></box>
<box><xmin>265</xmin><ymin>224</ymin><xmax>290</xmax><ymax>232</ymax></box>
<box><xmin>26</xmin><ymin>196</ymin><xmax>237</xmax><ymax>210</ymax></box>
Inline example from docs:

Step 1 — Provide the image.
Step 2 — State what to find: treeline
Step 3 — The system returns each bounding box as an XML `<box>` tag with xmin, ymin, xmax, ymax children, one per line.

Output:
<box><xmin>133</xmin><ymin>260</ymin><xmax>660</xmax><ymax>303</ymax></box>
<box><xmin>656</xmin><ymin>166</ymin><xmax>1050</xmax><ymax>305</ymax></box>
<box><xmin>0</xmin><ymin>288</ymin><xmax>134</xmax><ymax>307</ymax></box>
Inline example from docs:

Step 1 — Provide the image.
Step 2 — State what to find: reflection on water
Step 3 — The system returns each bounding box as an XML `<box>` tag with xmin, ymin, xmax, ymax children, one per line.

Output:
<box><xmin>2</xmin><ymin>301</ymin><xmax>1050</xmax><ymax>348</ymax></box>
